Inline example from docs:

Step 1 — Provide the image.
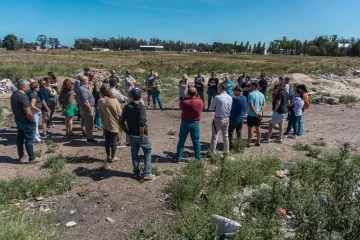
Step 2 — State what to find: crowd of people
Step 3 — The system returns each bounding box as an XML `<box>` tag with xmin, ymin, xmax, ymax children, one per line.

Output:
<box><xmin>10</xmin><ymin>68</ymin><xmax>309</xmax><ymax>180</ymax></box>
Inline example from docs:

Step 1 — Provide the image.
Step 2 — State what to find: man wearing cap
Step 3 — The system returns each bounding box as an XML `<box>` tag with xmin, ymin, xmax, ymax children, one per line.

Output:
<box><xmin>208</xmin><ymin>82</ymin><xmax>233</xmax><ymax>155</ymax></box>
<box><xmin>228</xmin><ymin>86</ymin><xmax>247</xmax><ymax>150</ymax></box>
<box><xmin>174</xmin><ymin>87</ymin><xmax>204</xmax><ymax>162</ymax></box>
<box><xmin>11</xmin><ymin>79</ymin><xmax>36</xmax><ymax>163</ymax></box>
<box><xmin>78</xmin><ymin>75</ymin><xmax>97</xmax><ymax>143</ymax></box>
<box><xmin>145</xmin><ymin>69</ymin><xmax>155</xmax><ymax>106</ymax></box>
<box><xmin>265</xmin><ymin>84</ymin><xmax>289</xmax><ymax>143</ymax></box>
<box><xmin>247</xmin><ymin>82</ymin><xmax>266</xmax><ymax>147</ymax></box>
<box><xmin>119</xmin><ymin>88</ymin><xmax>154</xmax><ymax>180</ymax></box>
<box><xmin>125</xmin><ymin>71</ymin><xmax>137</xmax><ymax>99</ymax></box>
<box><xmin>194</xmin><ymin>72</ymin><xmax>205</xmax><ymax>108</ymax></box>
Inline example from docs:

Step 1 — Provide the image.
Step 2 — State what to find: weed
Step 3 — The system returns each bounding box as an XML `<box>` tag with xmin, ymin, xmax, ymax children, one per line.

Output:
<box><xmin>98</xmin><ymin>160</ymin><xmax>108</xmax><ymax>169</ymax></box>
<box><xmin>163</xmin><ymin>169</ymin><xmax>174</xmax><ymax>175</ymax></box>
<box><xmin>307</xmin><ymin>147</ymin><xmax>322</xmax><ymax>159</ymax></box>
<box><xmin>34</xmin><ymin>150</ymin><xmax>42</xmax><ymax>158</ymax></box>
<box><xmin>310</xmin><ymin>87</ymin><xmax>317</xmax><ymax>92</ymax></box>
<box><xmin>231</xmin><ymin>139</ymin><xmax>247</xmax><ymax>154</ymax></box>
<box><xmin>339</xmin><ymin>95</ymin><xmax>358</xmax><ymax>104</ymax></box>
<box><xmin>294</xmin><ymin>142</ymin><xmax>311</xmax><ymax>151</ymax></box>
<box><xmin>0</xmin><ymin>206</ymin><xmax>56</xmax><ymax>240</ymax></box>
<box><xmin>152</xmin><ymin>166</ymin><xmax>162</xmax><ymax>176</ymax></box>
<box><xmin>0</xmin><ymin>106</ymin><xmax>4</xmax><ymax>123</ymax></box>
<box><xmin>43</xmin><ymin>155</ymin><xmax>65</xmax><ymax>173</ymax></box>
<box><xmin>312</xmin><ymin>138</ymin><xmax>326</xmax><ymax>147</ymax></box>
<box><xmin>167</xmin><ymin>129</ymin><xmax>177</xmax><ymax>136</ymax></box>
<box><xmin>45</xmin><ymin>140</ymin><xmax>59</xmax><ymax>154</ymax></box>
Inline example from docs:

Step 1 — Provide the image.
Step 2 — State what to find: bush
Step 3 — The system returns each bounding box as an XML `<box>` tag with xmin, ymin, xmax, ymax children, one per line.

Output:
<box><xmin>339</xmin><ymin>95</ymin><xmax>358</xmax><ymax>104</ymax></box>
<box><xmin>294</xmin><ymin>142</ymin><xmax>311</xmax><ymax>151</ymax></box>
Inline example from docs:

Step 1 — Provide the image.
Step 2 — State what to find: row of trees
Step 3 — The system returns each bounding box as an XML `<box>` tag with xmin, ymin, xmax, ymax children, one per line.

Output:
<box><xmin>1</xmin><ymin>33</ymin><xmax>360</xmax><ymax>56</ymax></box>
<box><xmin>0</xmin><ymin>34</ymin><xmax>61</xmax><ymax>50</ymax></box>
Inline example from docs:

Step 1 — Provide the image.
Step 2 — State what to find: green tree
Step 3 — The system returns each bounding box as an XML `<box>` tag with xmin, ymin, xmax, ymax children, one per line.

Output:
<box><xmin>307</xmin><ymin>45</ymin><xmax>320</xmax><ymax>56</ymax></box>
<box><xmin>18</xmin><ymin>38</ymin><xmax>24</xmax><ymax>49</ymax></box>
<box><xmin>36</xmin><ymin>35</ymin><xmax>47</xmax><ymax>49</ymax></box>
<box><xmin>47</xmin><ymin>37</ymin><xmax>54</xmax><ymax>48</ymax></box>
<box><xmin>53</xmin><ymin>38</ymin><xmax>60</xmax><ymax>49</ymax></box>
<box><xmin>3</xmin><ymin>34</ymin><xmax>19</xmax><ymax>50</ymax></box>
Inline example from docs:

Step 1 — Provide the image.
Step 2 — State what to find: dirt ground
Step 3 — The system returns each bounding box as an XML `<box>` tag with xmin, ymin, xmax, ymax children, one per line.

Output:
<box><xmin>1</xmin><ymin>95</ymin><xmax>360</xmax><ymax>239</ymax></box>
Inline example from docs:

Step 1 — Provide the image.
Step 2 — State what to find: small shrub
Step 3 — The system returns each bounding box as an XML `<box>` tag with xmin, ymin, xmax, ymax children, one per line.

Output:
<box><xmin>167</xmin><ymin>130</ymin><xmax>177</xmax><ymax>136</ymax></box>
<box><xmin>307</xmin><ymin>147</ymin><xmax>322</xmax><ymax>158</ymax></box>
<box><xmin>43</xmin><ymin>155</ymin><xmax>65</xmax><ymax>173</ymax></box>
<box><xmin>45</xmin><ymin>140</ymin><xmax>58</xmax><ymax>154</ymax></box>
<box><xmin>294</xmin><ymin>142</ymin><xmax>311</xmax><ymax>151</ymax></box>
<box><xmin>312</xmin><ymin>138</ymin><xmax>326</xmax><ymax>147</ymax></box>
<box><xmin>232</xmin><ymin>139</ymin><xmax>247</xmax><ymax>154</ymax></box>
<box><xmin>339</xmin><ymin>95</ymin><xmax>358</xmax><ymax>104</ymax></box>
<box><xmin>151</xmin><ymin>166</ymin><xmax>162</xmax><ymax>176</ymax></box>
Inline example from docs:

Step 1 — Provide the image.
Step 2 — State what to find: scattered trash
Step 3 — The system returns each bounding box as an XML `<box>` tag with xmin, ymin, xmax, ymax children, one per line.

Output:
<box><xmin>169</xmin><ymin>136</ymin><xmax>176</xmax><ymax>139</ymax></box>
<box><xmin>35</xmin><ymin>197</ymin><xmax>44</xmax><ymax>201</ymax></box>
<box><xmin>106</xmin><ymin>217</ymin><xmax>115</xmax><ymax>223</ymax></box>
<box><xmin>55</xmin><ymin>223</ymin><xmax>60</xmax><ymax>227</ymax></box>
<box><xmin>211</xmin><ymin>214</ymin><xmax>241</xmax><ymax>237</ymax></box>
<box><xmin>0</xmin><ymin>210</ymin><xmax>6</xmax><ymax>215</ymax></box>
<box><xmin>286</xmin><ymin>210</ymin><xmax>296</xmax><ymax>219</ymax></box>
<box><xmin>276</xmin><ymin>169</ymin><xmax>290</xmax><ymax>178</ymax></box>
<box><xmin>232</xmin><ymin>207</ymin><xmax>240</xmax><ymax>216</ymax></box>
<box><xmin>65</xmin><ymin>221</ymin><xmax>77</xmax><ymax>227</ymax></box>
<box><xmin>70</xmin><ymin>209</ymin><xmax>76</xmax><ymax>215</ymax></box>
<box><xmin>165</xmin><ymin>212</ymin><xmax>175</xmax><ymax>216</ymax></box>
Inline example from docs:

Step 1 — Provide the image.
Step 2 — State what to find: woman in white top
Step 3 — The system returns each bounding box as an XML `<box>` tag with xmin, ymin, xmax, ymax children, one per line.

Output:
<box><xmin>178</xmin><ymin>74</ymin><xmax>189</xmax><ymax>102</ymax></box>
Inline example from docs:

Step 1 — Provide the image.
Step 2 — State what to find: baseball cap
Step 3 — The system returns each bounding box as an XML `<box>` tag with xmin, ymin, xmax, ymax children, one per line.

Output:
<box><xmin>233</xmin><ymin>86</ymin><xmax>243</xmax><ymax>92</ymax></box>
<box><xmin>250</xmin><ymin>82</ymin><xmax>259</xmax><ymax>88</ymax></box>
<box><xmin>130</xmin><ymin>88</ymin><xmax>142</xmax><ymax>100</ymax></box>
<box><xmin>126</xmin><ymin>70</ymin><xmax>131</xmax><ymax>74</ymax></box>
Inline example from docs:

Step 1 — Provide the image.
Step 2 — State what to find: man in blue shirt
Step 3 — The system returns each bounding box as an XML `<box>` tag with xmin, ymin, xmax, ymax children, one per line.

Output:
<box><xmin>228</xmin><ymin>86</ymin><xmax>247</xmax><ymax>150</ymax></box>
<box><xmin>223</xmin><ymin>75</ymin><xmax>234</xmax><ymax>95</ymax></box>
<box><xmin>194</xmin><ymin>72</ymin><xmax>205</xmax><ymax>108</ymax></box>
<box><xmin>247</xmin><ymin>82</ymin><xmax>266</xmax><ymax>147</ymax></box>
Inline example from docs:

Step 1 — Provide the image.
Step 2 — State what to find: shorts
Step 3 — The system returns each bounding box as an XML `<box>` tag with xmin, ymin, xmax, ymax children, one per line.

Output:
<box><xmin>247</xmin><ymin>116</ymin><xmax>261</xmax><ymax>127</ymax></box>
<box><xmin>42</xmin><ymin>110</ymin><xmax>50</xmax><ymax>120</ymax></box>
<box><xmin>270</xmin><ymin>112</ymin><xmax>286</xmax><ymax>125</ymax></box>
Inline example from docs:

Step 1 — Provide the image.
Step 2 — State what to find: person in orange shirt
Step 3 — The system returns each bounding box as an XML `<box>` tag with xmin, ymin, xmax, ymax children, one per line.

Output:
<box><xmin>296</xmin><ymin>84</ymin><xmax>309</xmax><ymax>132</ymax></box>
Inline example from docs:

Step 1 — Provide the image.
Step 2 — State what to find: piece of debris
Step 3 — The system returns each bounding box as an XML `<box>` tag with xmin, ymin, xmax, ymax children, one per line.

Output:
<box><xmin>65</xmin><ymin>221</ymin><xmax>77</xmax><ymax>227</ymax></box>
<box><xmin>35</xmin><ymin>197</ymin><xmax>44</xmax><ymax>201</ymax></box>
<box><xmin>279</xmin><ymin>208</ymin><xmax>287</xmax><ymax>216</ymax></box>
<box><xmin>106</xmin><ymin>217</ymin><xmax>115</xmax><ymax>223</ymax></box>
<box><xmin>232</xmin><ymin>207</ymin><xmax>240</xmax><ymax>217</ymax></box>
<box><xmin>70</xmin><ymin>209</ymin><xmax>76</xmax><ymax>215</ymax></box>
<box><xmin>276</xmin><ymin>169</ymin><xmax>290</xmax><ymax>178</ymax></box>
<box><xmin>211</xmin><ymin>214</ymin><xmax>241</xmax><ymax>237</ymax></box>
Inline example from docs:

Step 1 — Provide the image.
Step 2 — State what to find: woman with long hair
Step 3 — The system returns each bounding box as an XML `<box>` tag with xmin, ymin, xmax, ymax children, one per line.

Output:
<box><xmin>44</xmin><ymin>77</ymin><xmax>57</xmax><ymax>128</ymax></box>
<box><xmin>48</xmin><ymin>72</ymin><xmax>59</xmax><ymax>110</ymax></box>
<box><xmin>29</xmin><ymin>82</ymin><xmax>42</xmax><ymax>143</ymax></box>
<box><xmin>59</xmin><ymin>79</ymin><xmax>77</xmax><ymax>136</ymax></box>
<box><xmin>98</xmin><ymin>86</ymin><xmax>122</xmax><ymax>162</ymax></box>
<box><xmin>178</xmin><ymin>74</ymin><xmax>189</xmax><ymax>102</ymax></box>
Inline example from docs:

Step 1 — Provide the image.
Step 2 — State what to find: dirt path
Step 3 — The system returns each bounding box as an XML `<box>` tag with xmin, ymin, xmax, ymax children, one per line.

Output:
<box><xmin>0</xmin><ymin>100</ymin><xmax>360</xmax><ymax>239</ymax></box>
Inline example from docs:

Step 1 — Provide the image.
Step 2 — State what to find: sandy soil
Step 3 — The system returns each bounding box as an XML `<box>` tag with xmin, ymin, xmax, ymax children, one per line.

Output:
<box><xmin>0</xmin><ymin>98</ymin><xmax>360</xmax><ymax>239</ymax></box>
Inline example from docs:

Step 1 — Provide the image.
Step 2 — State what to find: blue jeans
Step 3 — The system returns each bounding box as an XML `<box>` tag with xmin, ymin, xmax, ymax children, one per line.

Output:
<box><xmin>94</xmin><ymin>104</ymin><xmax>102</xmax><ymax>129</ymax></box>
<box><xmin>285</xmin><ymin>114</ymin><xmax>296</xmax><ymax>135</ymax></box>
<box><xmin>295</xmin><ymin>116</ymin><xmax>303</xmax><ymax>136</ymax></box>
<box><xmin>129</xmin><ymin>135</ymin><xmax>152</xmax><ymax>175</ymax></box>
<box><xmin>151</xmin><ymin>91</ymin><xmax>162</xmax><ymax>109</ymax></box>
<box><xmin>175</xmin><ymin>120</ymin><xmax>201</xmax><ymax>161</ymax></box>
<box><xmin>207</xmin><ymin>89</ymin><xmax>216</xmax><ymax>108</ymax></box>
<box><xmin>15</xmin><ymin>118</ymin><xmax>36</xmax><ymax>161</ymax></box>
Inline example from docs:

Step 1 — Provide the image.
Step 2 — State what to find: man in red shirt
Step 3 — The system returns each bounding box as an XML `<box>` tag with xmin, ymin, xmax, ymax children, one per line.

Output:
<box><xmin>174</xmin><ymin>87</ymin><xmax>204</xmax><ymax>162</ymax></box>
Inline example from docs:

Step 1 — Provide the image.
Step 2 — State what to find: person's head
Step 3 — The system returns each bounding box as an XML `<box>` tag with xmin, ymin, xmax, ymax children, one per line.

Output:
<box><xmin>197</xmin><ymin>72</ymin><xmax>201</xmax><ymax>77</ymax></box>
<box><xmin>109</xmin><ymin>78</ymin><xmax>117</xmax><ymax>88</ymax></box>
<box><xmin>111</xmin><ymin>70</ymin><xmax>116</xmax><ymax>75</ymax></box>
<box><xmin>293</xmin><ymin>83</ymin><xmax>298</xmax><ymax>91</ymax></box>
<box><xmin>211</xmin><ymin>72</ymin><xmax>216</xmax><ymax>78</ymax></box>
<box><xmin>43</xmin><ymin>77</ymin><xmax>51</xmax><ymax>86</ymax></box>
<box><xmin>48</xmin><ymin>72</ymin><xmax>56</xmax><ymax>80</ymax></box>
<box><xmin>188</xmin><ymin>87</ymin><xmax>197</xmax><ymax>97</ymax></box>
<box><xmin>154</xmin><ymin>72</ymin><xmax>159</xmax><ymax>79</ymax></box>
<box><xmin>246</xmin><ymin>76</ymin><xmax>251</xmax><ymax>82</ymax></box>
<box><xmin>16</xmin><ymin>79</ymin><xmax>30</xmax><ymax>92</ymax></box>
<box><xmin>130</xmin><ymin>88</ymin><xmax>142</xmax><ymax>101</ymax></box>
<box><xmin>79</xmin><ymin>75</ymin><xmax>89</xmax><ymax>86</ymax></box>
<box><xmin>100</xmin><ymin>86</ymin><xmax>114</xmax><ymax>98</ymax></box>
<box><xmin>285</xmin><ymin>77</ymin><xmax>291</xmax><ymax>84</ymax></box>
<box><xmin>295</xmin><ymin>88</ymin><xmax>304</xmax><ymax>99</ymax></box>
<box><xmin>103</xmin><ymin>78</ymin><xmax>109</xmax><ymax>84</ymax></box>
<box><xmin>88</xmin><ymin>81</ymin><xmax>94</xmax><ymax>92</ymax></box>
<box><xmin>62</xmin><ymin>79</ymin><xmax>73</xmax><ymax>93</ymax></box>
<box><xmin>296</xmin><ymin>84</ymin><xmax>308</xmax><ymax>93</ymax></box>
<box><xmin>279</xmin><ymin>77</ymin><xmax>284</xmax><ymax>84</ymax></box>
<box><xmin>224</xmin><ymin>75</ymin><xmax>230</xmax><ymax>81</ymax></box>
<box><xmin>260</xmin><ymin>73</ymin><xmax>265</xmax><ymax>80</ymax></box>
<box><xmin>243</xmin><ymin>72</ymin><xmax>247</xmax><ymax>77</ymax></box>
<box><xmin>38</xmin><ymin>79</ymin><xmax>46</xmax><ymax>88</ymax></box>
<box><xmin>30</xmin><ymin>82</ymin><xmax>39</xmax><ymax>92</ymax></box>
<box><xmin>83</xmin><ymin>67</ymin><xmax>91</xmax><ymax>75</ymax></box>
<box><xmin>218</xmin><ymin>82</ymin><xmax>228</xmax><ymax>93</ymax></box>
<box><xmin>233</xmin><ymin>86</ymin><xmax>243</xmax><ymax>96</ymax></box>
<box><xmin>28</xmin><ymin>78</ymin><xmax>36</xmax><ymax>84</ymax></box>
<box><xmin>126</xmin><ymin>70</ymin><xmax>131</xmax><ymax>76</ymax></box>
<box><xmin>149</xmin><ymin>69</ymin><xmax>154</xmax><ymax>75</ymax></box>
<box><xmin>181</xmin><ymin>74</ymin><xmax>188</xmax><ymax>81</ymax></box>
<box><xmin>250</xmin><ymin>82</ymin><xmax>259</xmax><ymax>91</ymax></box>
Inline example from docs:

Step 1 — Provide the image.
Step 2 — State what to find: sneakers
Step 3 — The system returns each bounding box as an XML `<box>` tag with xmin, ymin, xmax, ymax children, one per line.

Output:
<box><xmin>143</xmin><ymin>173</ymin><xmax>155</xmax><ymax>180</ymax></box>
<box><xmin>87</xmin><ymin>139</ymin><xmax>98</xmax><ymax>143</ymax></box>
<box><xmin>117</xmin><ymin>145</ymin><xmax>126</xmax><ymax>149</ymax></box>
<box><xmin>288</xmin><ymin>135</ymin><xmax>297</xmax><ymax>139</ymax></box>
<box><xmin>283</xmin><ymin>134</ymin><xmax>288</xmax><ymax>139</ymax></box>
<box><xmin>41</xmin><ymin>134</ymin><xmax>52</xmax><ymax>140</ymax></box>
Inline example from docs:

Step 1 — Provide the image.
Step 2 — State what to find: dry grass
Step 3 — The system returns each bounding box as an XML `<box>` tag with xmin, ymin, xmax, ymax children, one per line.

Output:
<box><xmin>1</xmin><ymin>51</ymin><xmax>360</xmax><ymax>80</ymax></box>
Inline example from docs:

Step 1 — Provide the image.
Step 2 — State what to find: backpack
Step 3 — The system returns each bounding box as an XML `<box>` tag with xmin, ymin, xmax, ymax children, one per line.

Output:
<box><xmin>303</xmin><ymin>93</ymin><xmax>310</xmax><ymax>109</ymax></box>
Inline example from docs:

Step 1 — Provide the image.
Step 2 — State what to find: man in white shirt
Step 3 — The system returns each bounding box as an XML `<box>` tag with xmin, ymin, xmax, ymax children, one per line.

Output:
<box><xmin>207</xmin><ymin>82</ymin><xmax>233</xmax><ymax>155</ymax></box>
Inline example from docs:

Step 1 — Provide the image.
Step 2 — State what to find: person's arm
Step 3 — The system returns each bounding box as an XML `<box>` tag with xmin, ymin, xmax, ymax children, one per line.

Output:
<box><xmin>119</xmin><ymin>108</ymin><xmax>129</xmax><ymax>133</ymax></box>
<box><xmin>31</xmin><ymin>98</ymin><xmax>41</xmax><ymax>112</ymax></box>
<box><xmin>39</xmin><ymin>90</ymin><xmax>50</xmax><ymax>111</ymax></box>
<box><xmin>274</xmin><ymin>100</ymin><xmax>281</xmax><ymax>112</ymax></box>
<box><xmin>139</xmin><ymin>104</ymin><xmax>147</xmax><ymax>138</ymax></box>
<box><xmin>24</xmin><ymin>107</ymin><xmax>34</xmax><ymax>122</ymax></box>
<box><xmin>48</xmin><ymin>88</ymin><xmax>57</xmax><ymax>97</ymax></box>
<box><xmin>209</xmin><ymin>97</ymin><xmax>217</xmax><ymax>110</ymax></box>
<box><xmin>260</xmin><ymin>101</ymin><xmax>266</xmax><ymax>113</ymax></box>
<box><xmin>201</xmin><ymin>78</ymin><xmax>205</xmax><ymax>87</ymax></box>
<box><xmin>59</xmin><ymin>91</ymin><xmax>64</xmax><ymax>105</ymax></box>
<box><xmin>83</xmin><ymin>100</ymin><xmax>92</xmax><ymax>113</ymax></box>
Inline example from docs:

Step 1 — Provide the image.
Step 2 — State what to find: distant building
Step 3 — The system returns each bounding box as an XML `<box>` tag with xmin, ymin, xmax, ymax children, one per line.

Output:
<box><xmin>338</xmin><ymin>43</ymin><xmax>351</xmax><ymax>48</ymax></box>
<box><xmin>140</xmin><ymin>45</ymin><xmax>164</xmax><ymax>52</ymax></box>
<box><xmin>92</xmin><ymin>48</ymin><xmax>110</xmax><ymax>51</ymax></box>
<box><xmin>183</xmin><ymin>49</ymin><xmax>197</xmax><ymax>53</ymax></box>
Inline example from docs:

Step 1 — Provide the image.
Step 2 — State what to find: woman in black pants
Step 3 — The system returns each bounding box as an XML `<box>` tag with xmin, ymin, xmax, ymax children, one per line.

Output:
<box><xmin>98</xmin><ymin>86</ymin><xmax>122</xmax><ymax>162</ymax></box>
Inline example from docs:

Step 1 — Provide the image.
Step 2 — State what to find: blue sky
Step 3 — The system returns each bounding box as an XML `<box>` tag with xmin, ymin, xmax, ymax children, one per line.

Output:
<box><xmin>1</xmin><ymin>0</ymin><xmax>359</xmax><ymax>46</ymax></box>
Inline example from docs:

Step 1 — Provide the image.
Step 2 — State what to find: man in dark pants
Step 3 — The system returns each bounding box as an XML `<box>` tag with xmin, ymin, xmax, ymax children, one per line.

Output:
<box><xmin>10</xmin><ymin>79</ymin><xmax>36</xmax><ymax>163</ymax></box>
<box><xmin>194</xmin><ymin>72</ymin><xmax>205</xmax><ymax>109</ymax></box>
<box><xmin>258</xmin><ymin>73</ymin><xmax>268</xmax><ymax>99</ymax></box>
<box><xmin>174</xmin><ymin>87</ymin><xmax>204</xmax><ymax>162</ymax></box>
<box><xmin>228</xmin><ymin>86</ymin><xmax>247</xmax><ymax>150</ymax></box>
<box><xmin>120</xmin><ymin>88</ymin><xmax>154</xmax><ymax>180</ymax></box>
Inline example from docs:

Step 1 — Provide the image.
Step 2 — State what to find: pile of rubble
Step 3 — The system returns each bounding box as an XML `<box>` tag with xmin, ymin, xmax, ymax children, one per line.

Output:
<box><xmin>0</xmin><ymin>79</ymin><xmax>12</xmax><ymax>94</ymax></box>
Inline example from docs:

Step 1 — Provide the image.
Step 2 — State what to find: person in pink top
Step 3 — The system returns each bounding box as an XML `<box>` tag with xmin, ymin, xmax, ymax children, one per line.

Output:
<box><xmin>174</xmin><ymin>87</ymin><xmax>204</xmax><ymax>162</ymax></box>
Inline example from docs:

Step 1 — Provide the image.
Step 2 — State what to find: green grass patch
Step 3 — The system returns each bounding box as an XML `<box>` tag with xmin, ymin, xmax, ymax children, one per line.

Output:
<box><xmin>339</xmin><ymin>95</ymin><xmax>358</xmax><ymax>104</ymax></box>
<box><xmin>312</xmin><ymin>138</ymin><xmax>326</xmax><ymax>147</ymax></box>
<box><xmin>294</xmin><ymin>142</ymin><xmax>311</xmax><ymax>151</ymax></box>
<box><xmin>231</xmin><ymin>139</ymin><xmax>247</xmax><ymax>154</ymax></box>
